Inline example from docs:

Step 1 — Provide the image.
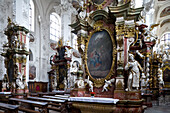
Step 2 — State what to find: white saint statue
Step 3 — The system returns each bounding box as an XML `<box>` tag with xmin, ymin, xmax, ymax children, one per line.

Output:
<box><xmin>16</xmin><ymin>72</ymin><xmax>25</xmax><ymax>89</ymax></box>
<box><xmin>125</xmin><ymin>53</ymin><xmax>143</xmax><ymax>91</ymax></box>
<box><xmin>158</xmin><ymin>68</ymin><xmax>164</xmax><ymax>85</ymax></box>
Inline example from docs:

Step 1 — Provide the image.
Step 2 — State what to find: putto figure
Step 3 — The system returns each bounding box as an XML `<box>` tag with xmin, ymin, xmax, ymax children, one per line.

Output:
<box><xmin>85</xmin><ymin>76</ymin><xmax>93</xmax><ymax>92</ymax></box>
<box><xmin>102</xmin><ymin>78</ymin><xmax>115</xmax><ymax>92</ymax></box>
<box><xmin>125</xmin><ymin>53</ymin><xmax>143</xmax><ymax>91</ymax></box>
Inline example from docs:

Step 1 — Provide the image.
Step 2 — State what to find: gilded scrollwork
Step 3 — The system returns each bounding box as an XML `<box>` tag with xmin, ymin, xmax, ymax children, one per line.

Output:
<box><xmin>90</xmin><ymin>0</ymin><xmax>107</xmax><ymax>10</ymax></box>
<box><xmin>84</xmin><ymin>21</ymin><xmax>116</xmax><ymax>87</ymax></box>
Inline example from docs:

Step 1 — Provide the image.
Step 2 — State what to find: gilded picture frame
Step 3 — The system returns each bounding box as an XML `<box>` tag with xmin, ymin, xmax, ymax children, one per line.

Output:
<box><xmin>84</xmin><ymin>22</ymin><xmax>116</xmax><ymax>87</ymax></box>
<box><xmin>163</xmin><ymin>65</ymin><xmax>170</xmax><ymax>88</ymax></box>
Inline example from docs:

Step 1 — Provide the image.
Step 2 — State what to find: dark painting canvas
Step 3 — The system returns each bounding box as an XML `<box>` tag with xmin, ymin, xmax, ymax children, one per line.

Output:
<box><xmin>29</xmin><ymin>66</ymin><xmax>36</xmax><ymax>80</ymax></box>
<box><xmin>163</xmin><ymin>68</ymin><xmax>170</xmax><ymax>82</ymax></box>
<box><xmin>87</xmin><ymin>30</ymin><xmax>113</xmax><ymax>78</ymax></box>
<box><xmin>92</xmin><ymin>0</ymin><xmax>104</xmax><ymax>4</ymax></box>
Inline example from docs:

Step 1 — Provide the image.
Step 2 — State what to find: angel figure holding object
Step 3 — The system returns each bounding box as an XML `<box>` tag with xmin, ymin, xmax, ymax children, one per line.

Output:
<box><xmin>125</xmin><ymin>53</ymin><xmax>143</xmax><ymax>91</ymax></box>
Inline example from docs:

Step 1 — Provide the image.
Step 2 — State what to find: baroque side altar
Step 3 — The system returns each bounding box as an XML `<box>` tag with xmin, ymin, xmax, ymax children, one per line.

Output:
<box><xmin>67</xmin><ymin>0</ymin><xmax>152</xmax><ymax>113</ymax></box>
<box><xmin>1</xmin><ymin>18</ymin><xmax>29</xmax><ymax>94</ymax></box>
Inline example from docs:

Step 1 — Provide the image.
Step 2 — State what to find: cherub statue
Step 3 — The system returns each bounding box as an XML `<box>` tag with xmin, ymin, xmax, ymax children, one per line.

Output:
<box><xmin>125</xmin><ymin>53</ymin><xmax>143</xmax><ymax>91</ymax></box>
<box><xmin>64</xmin><ymin>77</ymin><xmax>67</xmax><ymax>90</ymax></box>
<box><xmin>102</xmin><ymin>78</ymin><xmax>115</xmax><ymax>92</ymax></box>
<box><xmin>71</xmin><ymin>61</ymin><xmax>80</xmax><ymax>74</ymax></box>
<box><xmin>85</xmin><ymin>76</ymin><xmax>93</xmax><ymax>92</ymax></box>
<box><xmin>2</xmin><ymin>74</ymin><xmax>9</xmax><ymax>90</ymax></box>
<box><xmin>52</xmin><ymin>75</ymin><xmax>57</xmax><ymax>91</ymax></box>
<box><xmin>140</xmin><ymin>73</ymin><xmax>146</xmax><ymax>89</ymax></box>
<box><xmin>75</xmin><ymin>79</ymin><xmax>85</xmax><ymax>88</ymax></box>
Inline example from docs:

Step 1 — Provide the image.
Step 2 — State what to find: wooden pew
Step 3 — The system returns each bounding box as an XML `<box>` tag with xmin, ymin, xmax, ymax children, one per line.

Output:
<box><xmin>29</xmin><ymin>92</ymin><xmax>39</xmax><ymax>97</ymax></box>
<box><xmin>43</xmin><ymin>95</ymin><xmax>69</xmax><ymax>100</ymax></box>
<box><xmin>0</xmin><ymin>102</ymin><xmax>19</xmax><ymax>113</ymax></box>
<box><xmin>37</xmin><ymin>91</ymin><xmax>66</xmax><ymax>97</ymax></box>
<box><xmin>27</xmin><ymin>96</ymin><xmax>66</xmax><ymax>112</ymax></box>
<box><xmin>9</xmin><ymin>98</ymin><xmax>48</xmax><ymax>113</ymax></box>
<box><xmin>0</xmin><ymin>92</ymin><xmax>12</xmax><ymax>103</ymax></box>
<box><xmin>55</xmin><ymin>94</ymin><xmax>70</xmax><ymax>98</ymax></box>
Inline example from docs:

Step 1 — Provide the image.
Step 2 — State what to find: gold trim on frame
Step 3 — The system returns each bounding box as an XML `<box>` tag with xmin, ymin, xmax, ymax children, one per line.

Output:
<box><xmin>84</xmin><ymin>21</ymin><xmax>116</xmax><ymax>87</ymax></box>
<box><xmin>92</xmin><ymin>0</ymin><xmax>107</xmax><ymax>10</ymax></box>
<box><xmin>162</xmin><ymin>65</ymin><xmax>170</xmax><ymax>71</ymax></box>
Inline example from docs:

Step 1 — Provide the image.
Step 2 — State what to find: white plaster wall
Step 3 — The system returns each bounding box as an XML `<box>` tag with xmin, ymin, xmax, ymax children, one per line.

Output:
<box><xmin>62</xmin><ymin>13</ymin><xmax>72</xmax><ymax>46</ymax></box>
<box><xmin>158</xmin><ymin>23</ymin><xmax>170</xmax><ymax>38</ymax></box>
<box><xmin>0</xmin><ymin>0</ymin><xmax>13</xmax><ymax>80</ymax></box>
<box><xmin>15</xmin><ymin>0</ymin><xmax>30</xmax><ymax>84</ymax></box>
<box><xmin>28</xmin><ymin>0</ymin><xmax>76</xmax><ymax>82</ymax></box>
<box><xmin>29</xmin><ymin>0</ymin><xmax>41</xmax><ymax>82</ymax></box>
<box><xmin>0</xmin><ymin>0</ymin><xmax>80</xmax><ymax>83</ymax></box>
<box><xmin>16</xmin><ymin>0</ymin><xmax>29</xmax><ymax>28</ymax></box>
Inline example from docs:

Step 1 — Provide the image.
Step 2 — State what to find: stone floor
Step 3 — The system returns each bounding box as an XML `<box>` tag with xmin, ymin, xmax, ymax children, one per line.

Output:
<box><xmin>9</xmin><ymin>105</ymin><xmax>170</xmax><ymax>113</ymax></box>
<box><xmin>144</xmin><ymin>105</ymin><xmax>170</xmax><ymax>113</ymax></box>
<box><xmin>48</xmin><ymin>106</ymin><xmax>170</xmax><ymax>113</ymax></box>
<box><xmin>48</xmin><ymin>105</ymin><xmax>170</xmax><ymax>113</ymax></box>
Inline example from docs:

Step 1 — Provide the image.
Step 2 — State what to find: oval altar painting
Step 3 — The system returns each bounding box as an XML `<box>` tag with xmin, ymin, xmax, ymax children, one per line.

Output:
<box><xmin>87</xmin><ymin>30</ymin><xmax>113</xmax><ymax>79</ymax></box>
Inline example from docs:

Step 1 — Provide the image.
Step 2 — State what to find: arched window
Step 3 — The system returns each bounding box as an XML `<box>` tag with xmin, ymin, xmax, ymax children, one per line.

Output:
<box><xmin>29</xmin><ymin>49</ymin><xmax>33</xmax><ymax>61</ymax></box>
<box><xmin>160</xmin><ymin>33</ymin><xmax>170</xmax><ymax>46</ymax></box>
<box><xmin>50</xmin><ymin>12</ymin><xmax>61</xmax><ymax>41</ymax></box>
<box><xmin>29</xmin><ymin>0</ymin><xmax>34</xmax><ymax>31</ymax></box>
<box><xmin>72</xmin><ymin>34</ymin><xmax>78</xmax><ymax>50</ymax></box>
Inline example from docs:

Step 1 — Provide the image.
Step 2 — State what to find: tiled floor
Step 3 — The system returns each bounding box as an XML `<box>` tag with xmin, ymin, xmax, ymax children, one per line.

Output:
<box><xmin>145</xmin><ymin>105</ymin><xmax>170</xmax><ymax>113</ymax></box>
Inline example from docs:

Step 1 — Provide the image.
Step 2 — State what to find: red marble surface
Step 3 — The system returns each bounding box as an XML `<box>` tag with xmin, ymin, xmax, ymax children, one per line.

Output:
<box><xmin>70</xmin><ymin>88</ymin><xmax>86</xmax><ymax>97</ymax></box>
<box><xmin>114</xmin><ymin>90</ymin><xmax>126</xmax><ymax>100</ymax></box>
<box><xmin>114</xmin><ymin>107</ymin><xmax>143</xmax><ymax>113</ymax></box>
<box><xmin>126</xmin><ymin>91</ymin><xmax>141</xmax><ymax>100</ymax></box>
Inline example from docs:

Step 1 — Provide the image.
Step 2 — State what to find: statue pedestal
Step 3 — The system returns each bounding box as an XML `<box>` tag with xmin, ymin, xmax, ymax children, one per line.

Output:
<box><xmin>71</xmin><ymin>88</ymin><xmax>86</xmax><ymax>97</ymax></box>
<box><xmin>114</xmin><ymin>90</ymin><xmax>126</xmax><ymax>100</ymax></box>
<box><xmin>126</xmin><ymin>91</ymin><xmax>141</xmax><ymax>100</ymax></box>
<box><xmin>141</xmin><ymin>94</ymin><xmax>152</xmax><ymax>107</ymax></box>
<box><xmin>114</xmin><ymin>77</ymin><xmax>126</xmax><ymax>100</ymax></box>
<box><xmin>113</xmin><ymin>90</ymin><xmax>144</xmax><ymax>112</ymax></box>
<box><xmin>69</xmin><ymin>97</ymin><xmax>145</xmax><ymax>113</ymax></box>
<box><xmin>14</xmin><ymin>89</ymin><xmax>27</xmax><ymax>98</ymax></box>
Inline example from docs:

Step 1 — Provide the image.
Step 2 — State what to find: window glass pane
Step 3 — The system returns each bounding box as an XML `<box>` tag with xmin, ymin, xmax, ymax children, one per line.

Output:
<box><xmin>50</xmin><ymin>13</ymin><xmax>61</xmax><ymax>41</ymax></box>
<box><xmin>29</xmin><ymin>0</ymin><xmax>34</xmax><ymax>31</ymax></box>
